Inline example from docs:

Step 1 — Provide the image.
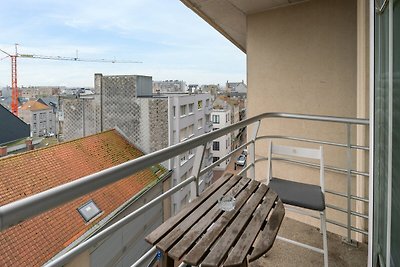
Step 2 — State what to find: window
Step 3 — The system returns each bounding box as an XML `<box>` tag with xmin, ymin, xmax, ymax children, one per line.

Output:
<box><xmin>226</xmin><ymin>139</ymin><xmax>228</xmax><ymax>149</ymax></box>
<box><xmin>198</xmin><ymin>118</ymin><xmax>203</xmax><ymax>129</ymax></box>
<box><xmin>188</xmin><ymin>124</ymin><xmax>194</xmax><ymax>137</ymax></box>
<box><xmin>188</xmin><ymin>103</ymin><xmax>194</xmax><ymax>114</ymax></box>
<box><xmin>180</xmin><ymin>153</ymin><xmax>187</xmax><ymax>165</ymax></box>
<box><xmin>180</xmin><ymin>105</ymin><xmax>187</xmax><ymax>117</ymax></box>
<box><xmin>33</xmin><ymin>114</ymin><xmax>37</xmax><ymax>121</ymax></box>
<box><xmin>173</xmin><ymin>106</ymin><xmax>176</xmax><ymax>117</ymax></box>
<box><xmin>198</xmin><ymin>100</ymin><xmax>203</xmax><ymax>109</ymax></box>
<box><xmin>180</xmin><ymin>128</ymin><xmax>187</xmax><ymax>141</ymax></box>
<box><xmin>213</xmin><ymin>141</ymin><xmax>220</xmax><ymax>151</ymax></box>
<box><xmin>181</xmin><ymin>194</ymin><xmax>188</xmax><ymax>207</ymax></box>
<box><xmin>213</xmin><ymin>157</ymin><xmax>220</xmax><ymax>163</ymax></box>
<box><xmin>188</xmin><ymin>149</ymin><xmax>194</xmax><ymax>159</ymax></box>
<box><xmin>213</xmin><ymin>128</ymin><xmax>219</xmax><ymax>131</ymax></box>
<box><xmin>206</xmin><ymin>99</ymin><xmax>210</xmax><ymax>107</ymax></box>
<box><xmin>77</xmin><ymin>200</ymin><xmax>102</xmax><ymax>222</ymax></box>
<box><xmin>226</xmin><ymin>114</ymin><xmax>229</xmax><ymax>123</ymax></box>
<box><xmin>212</xmin><ymin>115</ymin><xmax>220</xmax><ymax>124</ymax></box>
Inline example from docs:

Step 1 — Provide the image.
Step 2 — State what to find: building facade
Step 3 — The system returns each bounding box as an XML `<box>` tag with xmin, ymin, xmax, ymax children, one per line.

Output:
<box><xmin>59</xmin><ymin>74</ymin><xmax>213</xmax><ymax>214</ymax></box>
<box><xmin>153</xmin><ymin>80</ymin><xmax>187</xmax><ymax>93</ymax></box>
<box><xmin>19</xmin><ymin>100</ymin><xmax>56</xmax><ymax>137</ymax></box>
<box><xmin>168</xmin><ymin>93</ymin><xmax>213</xmax><ymax>213</ymax></box>
<box><xmin>211</xmin><ymin>109</ymin><xmax>232</xmax><ymax>170</ymax></box>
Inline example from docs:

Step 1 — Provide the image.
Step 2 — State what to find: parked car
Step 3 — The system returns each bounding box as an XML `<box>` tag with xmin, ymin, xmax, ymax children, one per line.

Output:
<box><xmin>241</xmin><ymin>149</ymin><xmax>248</xmax><ymax>157</ymax></box>
<box><xmin>236</xmin><ymin>155</ymin><xmax>246</xmax><ymax>166</ymax></box>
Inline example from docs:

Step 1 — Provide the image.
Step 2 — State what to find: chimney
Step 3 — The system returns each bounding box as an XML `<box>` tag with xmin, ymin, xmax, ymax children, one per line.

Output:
<box><xmin>0</xmin><ymin>146</ymin><xmax>7</xmax><ymax>157</ymax></box>
<box><xmin>25</xmin><ymin>138</ymin><xmax>34</xmax><ymax>151</ymax></box>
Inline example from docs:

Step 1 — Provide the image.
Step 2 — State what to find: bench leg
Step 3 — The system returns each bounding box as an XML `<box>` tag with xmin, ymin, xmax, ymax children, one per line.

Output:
<box><xmin>239</xmin><ymin>260</ymin><xmax>248</xmax><ymax>267</ymax></box>
<box><xmin>161</xmin><ymin>253</ymin><xmax>174</xmax><ymax>267</ymax></box>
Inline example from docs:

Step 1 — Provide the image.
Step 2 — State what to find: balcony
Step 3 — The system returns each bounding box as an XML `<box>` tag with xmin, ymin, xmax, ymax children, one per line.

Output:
<box><xmin>0</xmin><ymin>112</ymin><xmax>369</xmax><ymax>267</ymax></box>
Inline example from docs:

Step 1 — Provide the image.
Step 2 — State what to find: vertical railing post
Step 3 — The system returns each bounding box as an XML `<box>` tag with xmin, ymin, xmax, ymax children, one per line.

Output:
<box><xmin>345</xmin><ymin>123</ymin><xmax>355</xmax><ymax>245</ymax></box>
<box><xmin>248</xmin><ymin>120</ymin><xmax>261</xmax><ymax>179</ymax></box>
<box><xmin>190</xmin><ymin>144</ymin><xmax>206</xmax><ymax>200</ymax></box>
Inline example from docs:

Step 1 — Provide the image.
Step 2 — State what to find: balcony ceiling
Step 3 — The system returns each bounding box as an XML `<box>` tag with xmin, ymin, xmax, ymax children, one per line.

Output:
<box><xmin>180</xmin><ymin>0</ymin><xmax>308</xmax><ymax>52</ymax></box>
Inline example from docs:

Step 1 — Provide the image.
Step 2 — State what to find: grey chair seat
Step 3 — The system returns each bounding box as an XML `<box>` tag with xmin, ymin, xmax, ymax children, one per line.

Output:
<box><xmin>269</xmin><ymin>177</ymin><xmax>325</xmax><ymax>211</ymax></box>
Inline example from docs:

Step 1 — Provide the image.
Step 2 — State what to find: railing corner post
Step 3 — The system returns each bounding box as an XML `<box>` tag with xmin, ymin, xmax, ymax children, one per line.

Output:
<box><xmin>248</xmin><ymin>120</ymin><xmax>261</xmax><ymax>179</ymax></box>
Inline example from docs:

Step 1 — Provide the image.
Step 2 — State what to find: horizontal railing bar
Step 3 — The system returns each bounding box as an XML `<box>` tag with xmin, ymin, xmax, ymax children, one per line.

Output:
<box><xmin>351</xmin><ymin>211</ymin><xmax>369</xmax><ymax>220</ymax></box>
<box><xmin>44</xmin><ymin>176</ymin><xmax>195</xmax><ymax>267</ymax></box>
<box><xmin>255</xmin><ymin>156</ymin><xmax>369</xmax><ymax>177</ymax></box>
<box><xmin>284</xmin><ymin>206</ymin><xmax>368</xmax><ymax>236</ymax></box>
<box><xmin>326</xmin><ymin>204</ymin><xmax>369</xmax><ymax>219</ymax></box>
<box><xmin>130</xmin><ymin>246</ymin><xmax>157</xmax><ymax>267</ymax></box>
<box><xmin>351</xmin><ymin>226</ymin><xmax>369</xmax><ymax>236</ymax></box>
<box><xmin>257</xmin><ymin>135</ymin><xmax>369</xmax><ymax>151</ymax></box>
<box><xmin>325</xmin><ymin>219</ymin><xmax>368</xmax><ymax>236</ymax></box>
<box><xmin>199</xmin><ymin>140</ymin><xmax>251</xmax><ymax>176</ymax></box>
<box><xmin>351</xmin><ymin>195</ymin><xmax>370</xmax><ymax>203</ymax></box>
<box><xmin>326</xmin><ymin>189</ymin><xmax>348</xmax><ymax>198</ymax></box>
<box><xmin>238</xmin><ymin>163</ymin><xmax>253</xmax><ymax>176</ymax></box>
<box><xmin>325</xmin><ymin>189</ymin><xmax>369</xmax><ymax>203</ymax></box>
<box><xmin>351</xmin><ymin>145</ymin><xmax>370</xmax><ymax>151</ymax></box>
<box><xmin>0</xmin><ymin>112</ymin><xmax>369</xmax><ymax>231</ymax></box>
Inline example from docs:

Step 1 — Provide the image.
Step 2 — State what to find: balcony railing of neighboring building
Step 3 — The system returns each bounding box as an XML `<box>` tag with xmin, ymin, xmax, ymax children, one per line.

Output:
<box><xmin>0</xmin><ymin>112</ymin><xmax>369</xmax><ymax>266</ymax></box>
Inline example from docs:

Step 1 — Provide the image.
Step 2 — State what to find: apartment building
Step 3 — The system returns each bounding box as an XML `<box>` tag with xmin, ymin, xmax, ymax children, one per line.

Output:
<box><xmin>168</xmin><ymin>93</ymin><xmax>213</xmax><ymax>213</ymax></box>
<box><xmin>19</xmin><ymin>86</ymin><xmax>61</xmax><ymax>99</ymax></box>
<box><xmin>19</xmin><ymin>100</ymin><xmax>56</xmax><ymax>137</ymax></box>
<box><xmin>59</xmin><ymin>74</ymin><xmax>213</xmax><ymax>214</ymax></box>
<box><xmin>214</xmin><ymin>95</ymin><xmax>243</xmax><ymax>146</ymax></box>
<box><xmin>210</xmin><ymin>109</ymin><xmax>232</xmax><ymax>170</ymax></box>
<box><xmin>153</xmin><ymin>80</ymin><xmax>187</xmax><ymax>93</ymax></box>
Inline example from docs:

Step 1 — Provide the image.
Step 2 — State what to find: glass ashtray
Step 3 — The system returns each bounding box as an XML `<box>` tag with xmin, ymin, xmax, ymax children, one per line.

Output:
<box><xmin>217</xmin><ymin>195</ymin><xmax>236</xmax><ymax>211</ymax></box>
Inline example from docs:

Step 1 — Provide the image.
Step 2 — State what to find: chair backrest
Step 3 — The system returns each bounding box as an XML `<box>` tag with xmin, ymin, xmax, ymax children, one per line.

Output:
<box><xmin>267</xmin><ymin>141</ymin><xmax>325</xmax><ymax>192</ymax></box>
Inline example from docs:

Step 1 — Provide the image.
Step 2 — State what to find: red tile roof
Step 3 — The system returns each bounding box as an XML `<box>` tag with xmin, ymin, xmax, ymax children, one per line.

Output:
<box><xmin>0</xmin><ymin>129</ymin><xmax>165</xmax><ymax>267</ymax></box>
<box><xmin>19</xmin><ymin>100</ymin><xmax>50</xmax><ymax>111</ymax></box>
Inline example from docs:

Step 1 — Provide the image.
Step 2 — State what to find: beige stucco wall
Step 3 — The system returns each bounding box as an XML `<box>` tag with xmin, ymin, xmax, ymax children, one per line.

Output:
<box><xmin>247</xmin><ymin>0</ymin><xmax>366</xmax><ymax>238</ymax></box>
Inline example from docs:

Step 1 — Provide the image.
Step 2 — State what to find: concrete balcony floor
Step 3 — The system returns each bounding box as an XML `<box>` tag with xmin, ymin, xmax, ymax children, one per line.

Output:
<box><xmin>251</xmin><ymin>217</ymin><xmax>368</xmax><ymax>267</ymax></box>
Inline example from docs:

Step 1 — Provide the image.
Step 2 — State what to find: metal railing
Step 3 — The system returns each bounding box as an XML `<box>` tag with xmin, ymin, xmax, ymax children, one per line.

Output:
<box><xmin>0</xmin><ymin>112</ymin><xmax>369</xmax><ymax>266</ymax></box>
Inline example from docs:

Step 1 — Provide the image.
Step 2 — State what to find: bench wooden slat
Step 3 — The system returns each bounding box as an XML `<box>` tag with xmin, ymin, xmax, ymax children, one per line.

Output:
<box><xmin>155</xmin><ymin>174</ymin><xmax>242</xmax><ymax>251</ymax></box>
<box><xmin>200</xmin><ymin>184</ymin><xmax>269</xmax><ymax>267</ymax></box>
<box><xmin>145</xmin><ymin>173</ymin><xmax>235</xmax><ymax>245</ymax></box>
<box><xmin>224</xmin><ymin>189</ymin><xmax>278</xmax><ymax>267</ymax></box>
<box><xmin>183</xmin><ymin>180</ymin><xmax>261</xmax><ymax>266</ymax></box>
<box><xmin>248</xmin><ymin>199</ymin><xmax>285</xmax><ymax>262</ymax></box>
<box><xmin>168</xmin><ymin>177</ymin><xmax>252</xmax><ymax>260</ymax></box>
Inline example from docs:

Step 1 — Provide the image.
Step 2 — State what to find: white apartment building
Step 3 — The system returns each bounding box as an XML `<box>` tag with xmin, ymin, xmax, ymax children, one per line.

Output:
<box><xmin>211</xmin><ymin>109</ymin><xmax>232</xmax><ymax>170</ymax></box>
<box><xmin>168</xmin><ymin>93</ymin><xmax>213</xmax><ymax>213</ymax></box>
<box><xmin>19</xmin><ymin>100</ymin><xmax>56</xmax><ymax>137</ymax></box>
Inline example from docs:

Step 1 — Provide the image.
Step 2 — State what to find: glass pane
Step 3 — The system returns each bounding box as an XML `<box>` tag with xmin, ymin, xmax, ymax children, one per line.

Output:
<box><xmin>374</xmin><ymin>5</ymin><xmax>390</xmax><ymax>265</ymax></box>
<box><xmin>391</xmin><ymin>1</ymin><xmax>400</xmax><ymax>266</ymax></box>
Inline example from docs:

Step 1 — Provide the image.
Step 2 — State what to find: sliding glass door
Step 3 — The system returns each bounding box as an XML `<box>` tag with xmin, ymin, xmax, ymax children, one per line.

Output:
<box><xmin>373</xmin><ymin>0</ymin><xmax>399</xmax><ymax>265</ymax></box>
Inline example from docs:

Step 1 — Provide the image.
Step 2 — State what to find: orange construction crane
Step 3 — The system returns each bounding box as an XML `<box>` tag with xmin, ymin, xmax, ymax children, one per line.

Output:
<box><xmin>0</xmin><ymin>44</ymin><xmax>142</xmax><ymax>116</ymax></box>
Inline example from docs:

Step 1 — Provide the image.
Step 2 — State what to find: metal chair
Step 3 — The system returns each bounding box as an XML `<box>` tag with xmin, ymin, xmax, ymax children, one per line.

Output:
<box><xmin>266</xmin><ymin>141</ymin><xmax>328</xmax><ymax>267</ymax></box>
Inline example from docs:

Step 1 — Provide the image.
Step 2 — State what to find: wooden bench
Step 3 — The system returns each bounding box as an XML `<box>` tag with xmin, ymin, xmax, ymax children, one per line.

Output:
<box><xmin>145</xmin><ymin>173</ymin><xmax>285</xmax><ymax>267</ymax></box>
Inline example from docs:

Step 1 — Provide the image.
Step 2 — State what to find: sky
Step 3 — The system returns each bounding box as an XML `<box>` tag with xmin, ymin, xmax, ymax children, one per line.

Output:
<box><xmin>0</xmin><ymin>0</ymin><xmax>246</xmax><ymax>88</ymax></box>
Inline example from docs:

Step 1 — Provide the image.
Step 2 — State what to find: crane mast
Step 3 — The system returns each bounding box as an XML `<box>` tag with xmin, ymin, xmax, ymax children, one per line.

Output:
<box><xmin>11</xmin><ymin>55</ymin><xmax>18</xmax><ymax>115</ymax></box>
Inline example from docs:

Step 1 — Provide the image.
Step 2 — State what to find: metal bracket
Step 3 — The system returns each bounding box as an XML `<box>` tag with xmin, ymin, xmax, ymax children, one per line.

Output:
<box><xmin>342</xmin><ymin>237</ymin><xmax>359</xmax><ymax>247</ymax></box>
